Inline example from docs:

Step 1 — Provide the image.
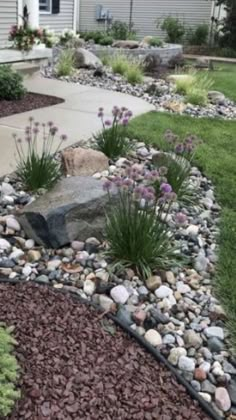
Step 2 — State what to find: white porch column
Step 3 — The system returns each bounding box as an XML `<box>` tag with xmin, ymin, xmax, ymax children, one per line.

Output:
<box><xmin>24</xmin><ymin>0</ymin><xmax>39</xmax><ymax>28</ymax></box>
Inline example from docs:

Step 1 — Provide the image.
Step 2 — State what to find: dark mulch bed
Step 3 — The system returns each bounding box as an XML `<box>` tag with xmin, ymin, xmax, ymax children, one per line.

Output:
<box><xmin>0</xmin><ymin>283</ymin><xmax>210</xmax><ymax>420</ymax></box>
<box><xmin>0</xmin><ymin>93</ymin><xmax>64</xmax><ymax>118</ymax></box>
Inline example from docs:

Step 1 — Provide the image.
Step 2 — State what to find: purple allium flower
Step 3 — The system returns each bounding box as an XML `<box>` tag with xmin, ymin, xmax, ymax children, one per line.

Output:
<box><xmin>175</xmin><ymin>212</ymin><xmax>188</xmax><ymax>225</ymax></box>
<box><xmin>17</xmin><ymin>138</ymin><xmax>22</xmax><ymax>143</ymax></box>
<box><xmin>60</xmin><ymin>134</ymin><xmax>68</xmax><ymax>141</ymax></box>
<box><xmin>175</xmin><ymin>143</ymin><xmax>184</xmax><ymax>154</ymax></box>
<box><xmin>112</xmin><ymin>106</ymin><xmax>120</xmax><ymax>117</ymax></box>
<box><xmin>160</xmin><ymin>183</ymin><xmax>172</xmax><ymax>194</ymax></box>
<box><xmin>29</xmin><ymin>116</ymin><xmax>34</xmax><ymax>122</ymax></box>
<box><xmin>50</xmin><ymin>126</ymin><xmax>58</xmax><ymax>135</ymax></box>
<box><xmin>34</xmin><ymin>122</ymin><xmax>40</xmax><ymax>127</ymax></box>
<box><xmin>122</xmin><ymin>178</ymin><xmax>133</xmax><ymax>187</ymax></box>
<box><xmin>121</xmin><ymin>118</ymin><xmax>129</xmax><ymax>126</ymax></box>
<box><xmin>146</xmin><ymin>186</ymin><xmax>155</xmax><ymax>195</ymax></box>
<box><xmin>121</xmin><ymin>106</ymin><xmax>127</xmax><ymax>112</ymax></box>
<box><xmin>113</xmin><ymin>176</ymin><xmax>123</xmax><ymax>187</ymax></box>
<box><xmin>33</xmin><ymin>128</ymin><xmax>39</xmax><ymax>134</ymax></box>
<box><xmin>103</xmin><ymin>180</ymin><xmax>112</xmax><ymax>192</ymax></box>
<box><xmin>25</xmin><ymin>136</ymin><xmax>31</xmax><ymax>143</ymax></box>
<box><xmin>104</xmin><ymin>119</ymin><xmax>112</xmax><ymax>127</ymax></box>
<box><xmin>98</xmin><ymin>107</ymin><xmax>104</xmax><ymax>112</ymax></box>
<box><xmin>98</xmin><ymin>111</ymin><xmax>104</xmax><ymax>118</ymax></box>
<box><xmin>47</xmin><ymin>121</ymin><xmax>54</xmax><ymax>127</ymax></box>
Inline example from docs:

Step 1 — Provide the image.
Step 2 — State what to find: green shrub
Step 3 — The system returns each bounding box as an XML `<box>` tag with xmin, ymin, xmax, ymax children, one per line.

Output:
<box><xmin>104</xmin><ymin>173</ymin><xmax>180</xmax><ymax>278</ymax></box>
<box><xmin>56</xmin><ymin>50</ymin><xmax>75</xmax><ymax>77</ymax></box>
<box><xmin>100</xmin><ymin>52</ymin><xmax>111</xmax><ymax>66</ymax></box>
<box><xmin>0</xmin><ymin>65</ymin><xmax>26</xmax><ymax>100</ymax></box>
<box><xmin>0</xmin><ymin>326</ymin><xmax>20</xmax><ymax>417</ymax></box>
<box><xmin>110</xmin><ymin>20</ymin><xmax>136</xmax><ymax>40</ymax></box>
<box><xmin>81</xmin><ymin>30</ymin><xmax>105</xmax><ymax>44</ymax></box>
<box><xmin>99</xmin><ymin>35</ymin><xmax>113</xmax><ymax>46</ymax></box>
<box><xmin>94</xmin><ymin>106</ymin><xmax>132</xmax><ymax>159</ymax></box>
<box><xmin>186</xmin><ymin>87</ymin><xmax>208</xmax><ymax>106</ymax></box>
<box><xmin>148</xmin><ymin>36</ymin><xmax>163</xmax><ymax>47</ymax></box>
<box><xmin>188</xmin><ymin>24</ymin><xmax>209</xmax><ymax>46</ymax></box>
<box><xmin>110</xmin><ymin>54</ymin><xmax>130</xmax><ymax>75</ymax></box>
<box><xmin>15</xmin><ymin>117</ymin><xmax>65</xmax><ymax>191</ymax></box>
<box><xmin>161</xmin><ymin>16</ymin><xmax>185</xmax><ymax>43</ymax></box>
<box><xmin>174</xmin><ymin>76</ymin><xmax>195</xmax><ymax>95</ymax></box>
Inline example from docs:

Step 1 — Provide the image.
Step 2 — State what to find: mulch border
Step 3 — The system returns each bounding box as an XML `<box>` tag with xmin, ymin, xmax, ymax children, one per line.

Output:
<box><xmin>0</xmin><ymin>278</ymin><xmax>223</xmax><ymax>420</ymax></box>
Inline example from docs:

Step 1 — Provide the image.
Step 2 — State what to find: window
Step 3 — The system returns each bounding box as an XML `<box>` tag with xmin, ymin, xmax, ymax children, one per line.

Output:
<box><xmin>39</xmin><ymin>0</ymin><xmax>51</xmax><ymax>13</ymax></box>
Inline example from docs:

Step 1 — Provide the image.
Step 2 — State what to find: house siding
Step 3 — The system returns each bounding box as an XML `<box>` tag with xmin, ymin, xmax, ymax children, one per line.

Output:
<box><xmin>78</xmin><ymin>0</ymin><xmax>212</xmax><ymax>38</ymax></box>
<box><xmin>40</xmin><ymin>0</ymin><xmax>74</xmax><ymax>32</ymax></box>
<box><xmin>0</xmin><ymin>0</ymin><xmax>18</xmax><ymax>48</ymax></box>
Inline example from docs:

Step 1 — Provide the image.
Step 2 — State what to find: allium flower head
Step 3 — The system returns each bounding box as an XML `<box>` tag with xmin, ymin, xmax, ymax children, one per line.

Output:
<box><xmin>175</xmin><ymin>143</ymin><xmax>184</xmax><ymax>154</ymax></box>
<box><xmin>160</xmin><ymin>183</ymin><xmax>172</xmax><ymax>194</ymax></box>
<box><xmin>121</xmin><ymin>117</ymin><xmax>129</xmax><ymax>126</ymax></box>
<box><xmin>175</xmin><ymin>212</ymin><xmax>188</xmax><ymax>225</ymax></box>
<box><xmin>103</xmin><ymin>180</ymin><xmax>112</xmax><ymax>192</ymax></box>
<box><xmin>60</xmin><ymin>134</ymin><xmax>68</xmax><ymax>141</ymax></box>
<box><xmin>104</xmin><ymin>119</ymin><xmax>112</xmax><ymax>126</ymax></box>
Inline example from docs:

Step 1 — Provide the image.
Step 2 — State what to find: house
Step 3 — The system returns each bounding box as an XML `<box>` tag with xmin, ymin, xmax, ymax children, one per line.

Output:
<box><xmin>0</xmin><ymin>0</ymin><xmax>77</xmax><ymax>48</ymax></box>
<box><xmin>77</xmin><ymin>0</ymin><xmax>224</xmax><ymax>39</ymax></box>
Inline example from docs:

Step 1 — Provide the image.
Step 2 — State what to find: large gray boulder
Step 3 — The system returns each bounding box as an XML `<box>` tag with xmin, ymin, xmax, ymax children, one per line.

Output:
<box><xmin>112</xmin><ymin>40</ymin><xmax>139</xmax><ymax>49</ymax></box>
<box><xmin>17</xmin><ymin>177</ymin><xmax>115</xmax><ymax>248</ymax></box>
<box><xmin>74</xmin><ymin>47</ymin><xmax>102</xmax><ymax>69</ymax></box>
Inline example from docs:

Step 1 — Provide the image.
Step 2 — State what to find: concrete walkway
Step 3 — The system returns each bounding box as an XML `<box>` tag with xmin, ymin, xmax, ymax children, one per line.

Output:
<box><xmin>0</xmin><ymin>75</ymin><xmax>154</xmax><ymax>176</ymax></box>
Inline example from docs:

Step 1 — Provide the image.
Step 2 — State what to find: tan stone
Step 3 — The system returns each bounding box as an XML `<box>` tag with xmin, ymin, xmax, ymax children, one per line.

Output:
<box><xmin>145</xmin><ymin>275</ymin><xmax>162</xmax><ymax>291</ymax></box>
<box><xmin>164</xmin><ymin>100</ymin><xmax>187</xmax><ymax>113</ymax></box>
<box><xmin>62</xmin><ymin>147</ymin><xmax>109</xmax><ymax>176</ymax></box>
<box><xmin>28</xmin><ymin>250</ymin><xmax>41</xmax><ymax>262</ymax></box>
<box><xmin>112</xmin><ymin>40</ymin><xmax>140</xmax><ymax>49</ymax></box>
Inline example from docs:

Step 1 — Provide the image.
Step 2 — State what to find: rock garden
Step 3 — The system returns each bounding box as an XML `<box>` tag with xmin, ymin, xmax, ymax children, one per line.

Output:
<box><xmin>0</xmin><ymin>100</ymin><xmax>235</xmax><ymax>419</ymax></box>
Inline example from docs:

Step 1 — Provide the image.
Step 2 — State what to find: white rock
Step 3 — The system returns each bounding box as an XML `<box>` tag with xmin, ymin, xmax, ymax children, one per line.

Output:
<box><xmin>9</xmin><ymin>272</ymin><xmax>18</xmax><ymax>279</ymax></box>
<box><xmin>25</xmin><ymin>239</ymin><xmax>35</xmax><ymax>249</ymax></box>
<box><xmin>215</xmin><ymin>387</ymin><xmax>231</xmax><ymax>412</ymax></box>
<box><xmin>178</xmin><ymin>356</ymin><xmax>195</xmax><ymax>372</ymax></box>
<box><xmin>0</xmin><ymin>182</ymin><xmax>15</xmax><ymax>196</ymax></box>
<box><xmin>199</xmin><ymin>361</ymin><xmax>211</xmax><ymax>373</ymax></box>
<box><xmin>0</xmin><ymin>238</ymin><xmax>11</xmax><ymax>250</ymax></box>
<box><xmin>110</xmin><ymin>285</ymin><xmax>129</xmax><ymax>304</ymax></box>
<box><xmin>95</xmin><ymin>269</ymin><xmax>109</xmax><ymax>282</ymax></box>
<box><xmin>47</xmin><ymin>259</ymin><xmax>61</xmax><ymax>271</ymax></box>
<box><xmin>204</xmin><ymin>326</ymin><xmax>224</xmax><ymax>340</ymax></box>
<box><xmin>176</xmin><ymin>281</ymin><xmax>191</xmax><ymax>294</ymax></box>
<box><xmin>155</xmin><ymin>285</ymin><xmax>173</xmax><ymax>299</ymax></box>
<box><xmin>83</xmin><ymin>279</ymin><xmax>96</xmax><ymax>296</ymax></box>
<box><xmin>9</xmin><ymin>249</ymin><xmax>24</xmax><ymax>260</ymax></box>
<box><xmin>6</xmin><ymin>217</ymin><xmax>21</xmax><ymax>231</ymax></box>
<box><xmin>198</xmin><ymin>392</ymin><xmax>212</xmax><ymax>403</ymax></box>
<box><xmin>2</xmin><ymin>196</ymin><xmax>14</xmax><ymax>204</ymax></box>
<box><xmin>99</xmin><ymin>295</ymin><xmax>114</xmax><ymax>311</ymax></box>
<box><xmin>22</xmin><ymin>265</ymin><xmax>32</xmax><ymax>277</ymax></box>
<box><xmin>168</xmin><ymin>347</ymin><xmax>187</xmax><ymax>366</ymax></box>
<box><xmin>144</xmin><ymin>329</ymin><xmax>162</xmax><ymax>346</ymax></box>
<box><xmin>186</xmin><ymin>225</ymin><xmax>199</xmax><ymax>237</ymax></box>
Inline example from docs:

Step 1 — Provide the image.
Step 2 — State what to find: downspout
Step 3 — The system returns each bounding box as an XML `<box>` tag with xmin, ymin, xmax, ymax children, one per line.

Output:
<box><xmin>75</xmin><ymin>0</ymin><xmax>80</xmax><ymax>32</ymax></box>
<box><xmin>18</xmin><ymin>0</ymin><xmax>23</xmax><ymax>25</ymax></box>
<box><xmin>129</xmin><ymin>0</ymin><xmax>134</xmax><ymax>32</ymax></box>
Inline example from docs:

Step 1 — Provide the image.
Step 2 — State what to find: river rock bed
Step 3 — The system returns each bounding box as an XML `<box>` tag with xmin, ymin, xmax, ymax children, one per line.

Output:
<box><xmin>43</xmin><ymin>65</ymin><xmax>236</xmax><ymax>120</ymax></box>
<box><xmin>0</xmin><ymin>142</ymin><xmax>235</xmax><ymax>418</ymax></box>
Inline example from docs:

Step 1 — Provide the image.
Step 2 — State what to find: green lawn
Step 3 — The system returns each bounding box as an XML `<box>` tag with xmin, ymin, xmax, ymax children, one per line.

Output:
<box><xmin>210</xmin><ymin>63</ymin><xmax>236</xmax><ymax>102</ymax></box>
<box><xmin>128</xmin><ymin>112</ymin><xmax>236</xmax><ymax>348</ymax></box>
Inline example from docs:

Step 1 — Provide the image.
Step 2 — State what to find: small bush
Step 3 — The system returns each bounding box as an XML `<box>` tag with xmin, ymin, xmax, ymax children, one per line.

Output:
<box><xmin>186</xmin><ymin>87</ymin><xmax>208</xmax><ymax>106</ymax></box>
<box><xmin>100</xmin><ymin>53</ymin><xmax>111</xmax><ymax>66</ymax></box>
<box><xmin>125</xmin><ymin>64</ymin><xmax>143</xmax><ymax>85</ymax></box>
<box><xmin>99</xmin><ymin>35</ymin><xmax>113</xmax><ymax>46</ymax></box>
<box><xmin>148</xmin><ymin>36</ymin><xmax>163</xmax><ymax>47</ymax></box>
<box><xmin>0</xmin><ymin>65</ymin><xmax>26</xmax><ymax>100</ymax></box>
<box><xmin>110</xmin><ymin>54</ymin><xmax>130</xmax><ymax>75</ymax></box>
<box><xmin>110</xmin><ymin>20</ymin><xmax>136</xmax><ymax>40</ymax></box>
<box><xmin>0</xmin><ymin>326</ymin><xmax>20</xmax><ymax>417</ymax></box>
<box><xmin>56</xmin><ymin>50</ymin><xmax>75</xmax><ymax>77</ymax></box>
<box><xmin>15</xmin><ymin>117</ymin><xmax>66</xmax><ymax>191</ymax></box>
<box><xmin>94</xmin><ymin>106</ymin><xmax>132</xmax><ymax>159</ymax></box>
<box><xmin>174</xmin><ymin>76</ymin><xmax>195</xmax><ymax>95</ymax></box>
<box><xmin>104</xmin><ymin>170</ymin><xmax>180</xmax><ymax>278</ymax></box>
<box><xmin>161</xmin><ymin>16</ymin><xmax>185</xmax><ymax>43</ymax></box>
<box><xmin>188</xmin><ymin>24</ymin><xmax>209</xmax><ymax>46</ymax></box>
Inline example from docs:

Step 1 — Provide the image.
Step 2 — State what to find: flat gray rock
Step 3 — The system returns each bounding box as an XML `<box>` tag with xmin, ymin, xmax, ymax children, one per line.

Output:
<box><xmin>18</xmin><ymin>177</ymin><xmax>115</xmax><ymax>248</ymax></box>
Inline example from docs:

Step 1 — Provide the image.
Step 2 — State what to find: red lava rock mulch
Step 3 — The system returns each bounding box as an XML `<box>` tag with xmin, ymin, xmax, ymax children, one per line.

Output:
<box><xmin>0</xmin><ymin>282</ymin><xmax>210</xmax><ymax>420</ymax></box>
<box><xmin>0</xmin><ymin>93</ymin><xmax>64</xmax><ymax>118</ymax></box>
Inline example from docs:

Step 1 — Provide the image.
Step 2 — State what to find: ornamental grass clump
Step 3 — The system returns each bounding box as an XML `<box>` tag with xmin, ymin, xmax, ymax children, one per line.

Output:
<box><xmin>109</xmin><ymin>54</ymin><xmax>130</xmax><ymax>76</ymax></box>
<box><xmin>104</xmin><ymin>166</ymin><xmax>181</xmax><ymax>278</ymax></box>
<box><xmin>94</xmin><ymin>106</ymin><xmax>132</xmax><ymax>159</ymax></box>
<box><xmin>14</xmin><ymin>117</ymin><xmax>67</xmax><ymax>191</ymax></box>
<box><xmin>125</xmin><ymin>62</ymin><xmax>144</xmax><ymax>85</ymax></box>
<box><xmin>0</xmin><ymin>326</ymin><xmax>20</xmax><ymax>417</ymax></box>
<box><xmin>56</xmin><ymin>49</ymin><xmax>75</xmax><ymax>77</ymax></box>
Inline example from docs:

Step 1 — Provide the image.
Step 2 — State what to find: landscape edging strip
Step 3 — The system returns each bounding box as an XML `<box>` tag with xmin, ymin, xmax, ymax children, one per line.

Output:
<box><xmin>0</xmin><ymin>279</ymin><xmax>223</xmax><ymax>420</ymax></box>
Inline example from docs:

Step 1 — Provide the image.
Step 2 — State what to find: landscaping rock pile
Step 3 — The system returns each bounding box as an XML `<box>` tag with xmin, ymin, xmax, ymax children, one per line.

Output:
<box><xmin>44</xmin><ymin>66</ymin><xmax>236</xmax><ymax>120</ymax></box>
<box><xmin>0</xmin><ymin>142</ymin><xmax>234</xmax><ymax>417</ymax></box>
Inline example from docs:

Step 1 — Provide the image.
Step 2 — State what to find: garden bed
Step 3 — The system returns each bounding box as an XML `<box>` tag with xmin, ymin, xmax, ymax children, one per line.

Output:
<box><xmin>0</xmin><ymin>281</ymin><xmax>210</xmax><ymax>420</ymax></box>
<box><xmin>0</xmin><ymin>92</ymin><xmax>64</xmax><ymax>118</ymax></box>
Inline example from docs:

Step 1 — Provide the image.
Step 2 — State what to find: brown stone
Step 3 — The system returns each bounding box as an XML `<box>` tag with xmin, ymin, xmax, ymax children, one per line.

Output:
<box><xmin>194</xmin><ymin>368</ymin><xmax>207</xmax><ymax>382</ymax></box>
<box><xmin>62</xmin><ymin>147</ymin><xmax>109</xmax><ymax>176</ymax></box>
<box><xmin>164</xmin><ymin>100</ymin><xmax>187</xmax><ymax>113</ymax></box>
<box><xmin>112</xmin><ymin>40</ymin><xmax>140</xmax><ymax>49</ymax></box>
<box><xmin>145</xmin><ymin>275</ymin><xmax>162</xmax><ymax>291</ymax></box>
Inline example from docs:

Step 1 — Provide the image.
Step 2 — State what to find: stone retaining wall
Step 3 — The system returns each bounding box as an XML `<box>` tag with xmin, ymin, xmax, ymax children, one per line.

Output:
<box><xmin>89</xmin><ymin>44</ymin><xmax>183</xmax><ymax>65</ymax></box>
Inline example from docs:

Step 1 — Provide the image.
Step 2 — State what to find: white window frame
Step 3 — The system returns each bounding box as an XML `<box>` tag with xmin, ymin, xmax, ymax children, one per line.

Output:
<box><xmin>39</xmin><ymin>0</ymin><xmax>52</xmax><ymax>14</ymax></box>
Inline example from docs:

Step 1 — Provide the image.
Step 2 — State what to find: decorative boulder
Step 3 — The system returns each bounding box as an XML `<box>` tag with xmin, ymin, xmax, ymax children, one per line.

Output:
<box><xmin>112</xmin><ymin>40</ymin><xmax>140</xmax><ymax>49</ymax></box>
<box><xmin>195</xmin><ymin>57</ymin><xmax>211</xmax><ymax>69</ymax></box>
<box><xmin>62</xmin><ymin>147</ymin><xmax>109</xmax><ymax>176</ymax></box>
<box><xmin>17</xmin><ymin>177</ymin><xmax>116</xmax><ymax>248</ymax></box>
<box><xmin>168</xmin><ymin>53</ymin><xmax>185</xmax><ymax>69</ymax></box>
<box><xmin>208</xmin><ymin>90</ymin><xmax>226</xmax><ymax>105</ymax></box>
<box><xmin>143</xmin><ymin>53</ymin><xmax>162</xmax><ymax>72</ymax></box>
<box><xmin>167</xmin><ymin>74</ymin><xmax>194</xmax><ymax>84</ymax></box>
<box><xmin>74</xmin><ymin>48</ymin><xmax>102</xmax><ymax>69</ymax></box>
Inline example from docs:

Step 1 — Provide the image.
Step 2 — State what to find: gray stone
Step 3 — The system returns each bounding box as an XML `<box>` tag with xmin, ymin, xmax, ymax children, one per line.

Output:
<box><xmin>98</xmin><ymin>295</ymin><xmax>114</xmax><ymax>311</ymax></box>
<box><xmin>223</xmin><ymin>360</ymin><xmax>236</xmax><ymax>375</ymax></box>
<box><xmin>163</xmin><ymin>334</ymin><xmax>175</xmax><ymax>345</ymax></box>
<box><xmin>184</xmin><ymin>330</ymin><xmax>202</xmax><ymax>349</ymax></box>
<box><xmin>18</xmin><ymin>177</ymin><xmax>117</xmax><ymax>248</ymax></box>
<box><xmin>155</xmin><ymin>285</ymin><xmax>173</xmax><ymax>299</ymax></box>
<box><xmin>191</xmin><ymin>380</ymin><xmax>201</xmax><ymax>392</ymax></box>
<box><xmin>201</xmin><ymin>380</ymin><xmax>216</xmax><ymax>394</ymax></box>
<box><xmin>117</xmin><ymin>307</ymin><xmax>133</xmax><ymax>325</ymax></box>
<box><xmin>208</xmin><ymin>91</ymin><xmax>226</xmax><ymax>105</ymax></box>
<box><xmin>35</xmin><ymin>274</ymin><xmax>49</xmax><ymax>284</ymax></box>
<box><xmin>0</xmin><ymin>238</ymin><xmax>11</xmax><ymax>251</ymax></box>
<box><xmin>110</xmin><ymin>285</ymin><xmax>129</xmax><ymax>304</ymax></box>
<box><xmin>74</xmin><ymin>48</ymin><xmax>102</xmax><ymax>69</ymax></box>
<box><xmin>168</xmin><ymin>347</ymin><xmax>187</xmax><ymax>366</ymax></box>
<box><xmin>143</xmin><ymin>53</ymin><xmax>162</xmax><ymax>72</ymax></box>
<box><xmin>195</xmin><ymin>57</ymin><xmax>210</xmax><ymax>69</ymax></box>
<box><xmin>205</xmin><ymin>326</ymin><xmax>224</xmax><ymax>340</ymax></box>
<box><xmin>178</xmin><ymin>356</ymin><xmax>195</xmax><ymax>372</ymax></box>
<box><xmin>150</xmin><ymin>308</ymin><xmax>169</xmax><ymax>324</ymax></box>
<box><xmin>112</xmin><ymin>40</ymin><xmax>139</xmax><ymax>49</ymax></box>
<box><xmin>207</xmin><ymin>337</ymin><xmax>225</xmax><ymax>353</ymax></box>
<box><xmin>228</xmin><ymin>380</ymin><xmax>236</xmax><ymax>405</ymax></box>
